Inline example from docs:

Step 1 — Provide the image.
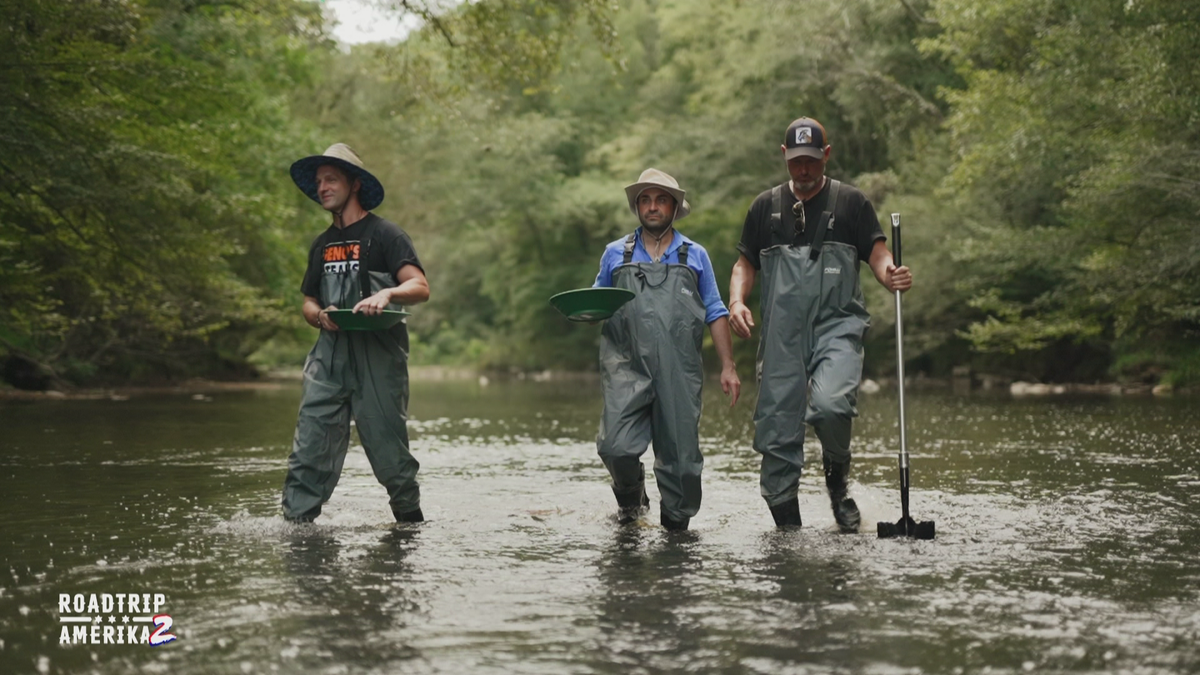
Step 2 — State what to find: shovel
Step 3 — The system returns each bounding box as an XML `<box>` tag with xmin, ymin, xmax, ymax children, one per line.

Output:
<box><xmin>877</xmin><ymin>212</ymin><xmax>936</xmax><ymax>540</ymax></box>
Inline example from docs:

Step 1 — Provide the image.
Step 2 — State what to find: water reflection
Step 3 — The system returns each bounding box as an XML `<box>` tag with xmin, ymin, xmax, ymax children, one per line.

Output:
<box><xmin>589</xmin><ymin>527</ymin><xmax>709</xmax><ymax>670</ymax></box>
<box><xmin>279</xmin><ymin>526</ymin><xmax>425</xmax><ymax>668</ymax></box>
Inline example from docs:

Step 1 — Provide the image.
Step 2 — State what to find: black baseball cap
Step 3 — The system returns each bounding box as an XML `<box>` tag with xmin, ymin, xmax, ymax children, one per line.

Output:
<box><xmin>783</xmin><ymin>117</ymin><xmax>827</xmax><ymax>160</ymax></box>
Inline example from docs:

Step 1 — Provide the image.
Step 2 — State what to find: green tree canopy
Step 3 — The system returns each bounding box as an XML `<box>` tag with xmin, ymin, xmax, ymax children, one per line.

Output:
<box><xmin>929</xmin><ymin>0</ymin><xmax>1200</xmax><ymax>382</ymax></box>
<box><xmin>0</xmin><ymin>0</ymin><xmax>327</xmax><ymax>386</ymax></box>
<box><xmin>5</xmin><ymin>0</ymin><xmax>1198</xmax><ymax>388</ymax></box>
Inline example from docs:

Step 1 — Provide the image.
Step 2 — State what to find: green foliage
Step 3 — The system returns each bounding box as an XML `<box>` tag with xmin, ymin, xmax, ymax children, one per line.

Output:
<box><xmin>0</xmin><ymin>0</ymin><xmax>328</xmax><ymax>385</ymax></box>
<box><xmin>10</xmin><ymin>0</ymin><xmax>1198</xmax><ymax>386</ymax></box>
<box><xmin>926</xmin><ymin>0</ymin><xmax>1200</xmax><ymax>381</ymax></box>
<box><xmin>297</xmin><ymin>0</ymin><xmax>960</xmax><ymax>373</ymax></box>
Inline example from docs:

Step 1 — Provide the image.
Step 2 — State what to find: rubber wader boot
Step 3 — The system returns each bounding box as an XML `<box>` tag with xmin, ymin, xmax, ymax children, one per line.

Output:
<box><xmin>393</xmin><ymin>507</ymin><xmax>425</xmax><ymax>523</ymax></box>
<box><xmin>615</xmin><ymin>466</ymin><xmax>650</xmax><ymax>525</ymax></box>
<box><xmin>769</xmin><ymin>498</ymin><xmax>802</xmax><ymax>528</ymax></box>
<box><xmin>660</xmin><ymin>509</ymin><xmax>689</xmax><ymax>531</ymax></box>
<box><xmin>824</xmin><ymin>458</ymin><xmax>861</xmax><ymax>533</ymax></box>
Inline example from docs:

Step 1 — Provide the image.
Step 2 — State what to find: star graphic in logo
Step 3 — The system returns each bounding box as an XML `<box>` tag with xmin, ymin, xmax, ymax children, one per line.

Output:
<box><xmin>93</xmin><ymin>616</ymin><xmax>102</xmax><ymax>625</ymax></box>
<box><xmin>109</xmin><ymin>615</ymin><xmax>116</xmax><ymax>624</ymax></box>
<box><xmin>122</xmin><ymin>616</ymin><xmax>130</xmax><ymax>624</ymax></box>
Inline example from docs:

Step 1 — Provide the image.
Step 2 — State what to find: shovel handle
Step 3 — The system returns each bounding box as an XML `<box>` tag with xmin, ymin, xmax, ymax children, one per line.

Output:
<box><xmin>891</xmin><ymin>213</ymin><xmax>902</xmax><ymax>267</ymax></box>
<box><xmin>891</xmin><ymin>212</ymin><xmax>909</xmax><ymax>519</ymax></box>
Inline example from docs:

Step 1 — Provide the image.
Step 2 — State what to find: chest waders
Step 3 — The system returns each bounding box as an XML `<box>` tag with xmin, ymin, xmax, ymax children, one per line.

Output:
<box><xmin>597</xmin><ymin>234</ymin><xmax>706</xmax><ymax>528</ymax></box>
<box><xmin>282</xmin><ymin>220</ymin><xmax>420</xmax><ymax>522</ymax></box>
<box><xmin>753</xmin><ymin>180</ymin><xmax>870</xmax><ymax>510</ymax></box>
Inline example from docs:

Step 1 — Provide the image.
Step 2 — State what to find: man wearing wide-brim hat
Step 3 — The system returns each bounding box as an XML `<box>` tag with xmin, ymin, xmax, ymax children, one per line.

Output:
<box><xmin>592</xmin><ymin>168</ymin><xmax>741</xmax><ymax>531</ymax></box>
<box><xmin>281</xmin><ymin>143</ymin><xmax>431</xmax><ymax>524</ymax></box>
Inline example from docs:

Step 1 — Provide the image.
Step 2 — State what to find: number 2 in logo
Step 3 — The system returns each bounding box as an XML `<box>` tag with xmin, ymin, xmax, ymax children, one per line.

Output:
<box><xmin>149</xmin><ymin>614</ymin><xmax>177</xmax><ymax>646</ymax></box>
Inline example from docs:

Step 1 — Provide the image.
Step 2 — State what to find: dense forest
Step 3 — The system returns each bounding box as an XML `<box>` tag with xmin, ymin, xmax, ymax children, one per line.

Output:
<box><xmin>1</xmin><ymin>0</ymin><xmax>1197</xmax><ymax>390</ymax></box>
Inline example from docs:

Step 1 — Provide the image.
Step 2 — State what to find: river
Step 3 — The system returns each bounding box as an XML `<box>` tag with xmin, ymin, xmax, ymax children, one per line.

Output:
<box><xmin>1</xmin><ymin>379</ymin><xmax>1198</xmax><ymax>674</ymax></box>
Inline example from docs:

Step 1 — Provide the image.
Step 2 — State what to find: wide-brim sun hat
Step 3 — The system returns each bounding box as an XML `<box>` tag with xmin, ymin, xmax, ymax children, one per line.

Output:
<box><xmin>290</xmin><ymin>143</ymin><xmax>385</xmax><ymax>211</ymax></box>
<box><xmin>623</xmin><ymin>168</ymin><xmax>691</xmax><ymax>221</ymax></box>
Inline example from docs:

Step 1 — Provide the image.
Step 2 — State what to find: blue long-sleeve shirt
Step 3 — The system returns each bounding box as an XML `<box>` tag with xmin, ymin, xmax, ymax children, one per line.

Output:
<box><xmin>593</xmin><ymin>228</ymin><xmax>729</xmax><ymax>325</ymax></box>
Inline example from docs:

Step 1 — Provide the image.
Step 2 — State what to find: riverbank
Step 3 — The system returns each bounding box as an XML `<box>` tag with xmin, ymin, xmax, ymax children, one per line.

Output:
<box><xmin>0</xmin><ymin>378</ymin><xmax>291</xmax><ymax>402</ymax></box>
<box><xmin>880</xmin><ymin>372</ymin><xmax>1190</xmax><ymax>397</ymax></box>
<box><xmin>1</xmin><ymin>366</ymin><xmax>1191</xmax><ymax>402</ymax></box>
<box><xmin>0</xmin><ymin>366</ymin><xmax>601</xmax><ymax>401</ymax></box>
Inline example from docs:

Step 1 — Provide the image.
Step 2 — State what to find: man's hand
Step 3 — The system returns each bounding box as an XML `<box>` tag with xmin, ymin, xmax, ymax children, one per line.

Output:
<box><xmin>708</xmin><ymin>316</ymin><xmax>739</xmax><ymax>406</ymax></box>
<box><xmin>317</xmin><ymin>305</ymin><xmax>340</xmax><ymax>331</ymax></box>
<box><xmin>885</xmin><ymin>264</ymin><xmax>912</xmax><ymax>293</ymax></box>
<box><xmin>729</xmin><ymin>300</ymin><xmax>755</xmax><ymax>339</ymax></box>
<box><xmin>728</xmin><ymin>255</ymin><xmax>758</xmax><ymax>339</ymax></box>
<box><xmin>720</xmin><ymin>364</ymin><xmax>741</xmax><ymax>407</ymax></box>
<box><xmin>869</xmin><ymin>241</ymin><xmax>912</xmax><ymax>293</ymax></box>
<box><xmin>352</xmin><ymin>290</ymin><xmax>394</xmax><ymax>315</ymax></box>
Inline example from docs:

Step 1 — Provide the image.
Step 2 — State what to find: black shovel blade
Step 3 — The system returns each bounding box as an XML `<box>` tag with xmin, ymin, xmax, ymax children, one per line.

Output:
<box><xmin>877</xmin><ymin>516</ymin><xmax>935</xmax><ymax>540</ymax></box>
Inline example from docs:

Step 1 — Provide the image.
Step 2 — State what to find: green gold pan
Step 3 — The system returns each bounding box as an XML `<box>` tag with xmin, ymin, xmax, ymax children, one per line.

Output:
<box><xmin>549</xmin><ymin>287</ymin><xmax>636</xmax><ymax>322</ymax></box>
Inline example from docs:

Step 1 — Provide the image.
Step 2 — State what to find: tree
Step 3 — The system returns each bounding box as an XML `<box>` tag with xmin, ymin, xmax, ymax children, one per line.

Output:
<box><xmin>0</xmin><ymin>0</ymin><xmax>328</xmax><ymax>387</ymax></box>
<box><xmin>928</xmin><ymin>0</ymin><xmax>1200</xmax><ymax>383</ymax></box>
<box><xmin>296</xmin><ymin>0</ymin><xmax>960</xmax><ymax>371</ymax></box>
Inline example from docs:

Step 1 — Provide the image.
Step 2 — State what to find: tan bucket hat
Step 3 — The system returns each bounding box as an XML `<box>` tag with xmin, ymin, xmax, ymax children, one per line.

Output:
<box><xmin>623</xmin><ymin>168</ymin><xmax>691</xmax><ymax>221</ymax></box>
<box><xmin>290</xmin><ymin>143</ymin><xmax>385</xmax><ymax>211</ymax></box>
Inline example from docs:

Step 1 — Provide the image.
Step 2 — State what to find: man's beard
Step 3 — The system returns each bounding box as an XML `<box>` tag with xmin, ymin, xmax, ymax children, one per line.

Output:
<box><xmin>640</xmin><ymin>215</ymin><xmax>673</xmax><ymax>237</ymax></box>
<box><xmin>795</xmin><ymin>178</ymin><xmax>820</xmax><ymax>193</ymax></box>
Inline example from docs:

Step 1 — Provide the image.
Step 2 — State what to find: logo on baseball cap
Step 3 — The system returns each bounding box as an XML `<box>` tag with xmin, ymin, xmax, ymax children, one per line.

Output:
<box><xmin>783</xmin><ymin>117</ymin><xmax>827</xmax><ymax>160</ymax></box>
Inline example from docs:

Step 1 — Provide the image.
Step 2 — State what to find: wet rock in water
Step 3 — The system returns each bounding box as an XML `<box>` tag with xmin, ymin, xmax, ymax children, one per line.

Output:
<box><xmin>1011</xmin><ymin>382</ymin><xmax>1052</xmax><ymax>396</ymax></box>
<box><xmin>978</xmin><ymin>373</ymin><xmax>1012</xmax><ymax>390</ymax></box>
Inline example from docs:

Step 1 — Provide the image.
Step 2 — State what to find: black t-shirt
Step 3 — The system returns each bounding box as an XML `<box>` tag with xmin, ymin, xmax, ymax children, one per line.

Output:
<box><xmin>736</xmin><ymin>179</ymin><xmax>885</xmax><ymax>269</ymax></box>
<box><xmin>301</xmin><ymin>213</ymin><xmax>423</xmax><ymax>299</ymax></box>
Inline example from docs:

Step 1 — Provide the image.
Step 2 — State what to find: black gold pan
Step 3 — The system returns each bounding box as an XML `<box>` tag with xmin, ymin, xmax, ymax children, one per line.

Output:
<box><xmin>325</xmin><ymin>309</ymin><xmax>410</xmax><ymax>331</ymax></box>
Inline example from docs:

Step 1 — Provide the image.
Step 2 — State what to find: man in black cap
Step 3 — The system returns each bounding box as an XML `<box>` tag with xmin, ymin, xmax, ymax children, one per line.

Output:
<box><xmin>282</xmin><ymin>143</ymin><xmax>430</xmax><ymax>523</ymax></box>
<box><xmin>728</xmin><ymin>118</ymin><xmax>912</xmax><ymax>531</ymax></box>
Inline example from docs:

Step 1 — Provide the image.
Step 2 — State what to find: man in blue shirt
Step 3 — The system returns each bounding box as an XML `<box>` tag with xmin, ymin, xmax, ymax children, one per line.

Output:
<box><xmin>593</xmin><ymin>168</ymin><xmax>740</xmax><ymax>531</ymax></box>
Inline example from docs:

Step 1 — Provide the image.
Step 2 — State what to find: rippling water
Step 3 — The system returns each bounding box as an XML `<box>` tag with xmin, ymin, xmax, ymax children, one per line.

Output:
<box><xmin>1</xmin><ymin>380</ymin><xmax>1198</xmax><ymax>674</ymax></box>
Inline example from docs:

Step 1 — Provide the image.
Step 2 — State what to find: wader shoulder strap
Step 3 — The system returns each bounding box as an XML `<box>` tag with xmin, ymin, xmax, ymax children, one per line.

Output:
<box><xmin>808</xmin><ymin>179</ymin><xmax>842</xmax><ymax>261</ymax></box>
<box><xmin>622</xmin><ymin>233</ymin><xmax>637</xmax><ymax>264</ymax></box>
<box><xmin>769</xmin><ymin>184</ymin><xmax>783</xmax><ymax>235</ymax></box>
<box><xmin>357</xmin><ymin>217</ymin><xmax>382</xmax><ymax>300</ymax></box>
<box><xmin>678</xmin><ymin>241</ymin><xmax>689</xmax><ymax>267</ymax></box>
